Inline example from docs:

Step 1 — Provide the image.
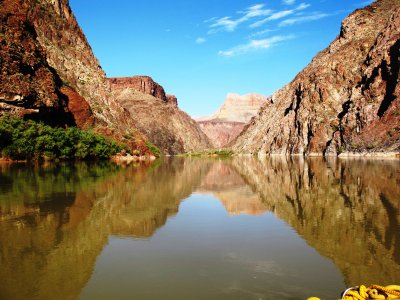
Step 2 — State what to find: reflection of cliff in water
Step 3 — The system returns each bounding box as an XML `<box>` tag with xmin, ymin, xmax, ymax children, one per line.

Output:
<box><xmin>0</xmin><ymin>158</ymin><xmax>209</xmax><ymax>300</ymax></box>
<box><xmin>197</xmin><ymin>160</ymin><xmax>267</xmax><ymax>215</ymax></box>
<box><xmin>231</xmin><ymin>157</ymin><xmax>400</xmax><ymax>286</ymax></box>
<box><xmin>1</xmin><ymin>157</ymin><xmax>399</xmax><ymax>299</ymax></box>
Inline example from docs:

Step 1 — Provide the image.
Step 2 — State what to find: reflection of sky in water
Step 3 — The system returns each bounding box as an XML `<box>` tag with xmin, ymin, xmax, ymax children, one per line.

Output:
<box><xmin>80</xmin><ymin>195</ymin><xmax>344</xmax><ymax>300</ymax></box>
<box><xmin>0</xmin><ymin>158</ymin><xmax>399</xmax><ymax>300</ymax></box>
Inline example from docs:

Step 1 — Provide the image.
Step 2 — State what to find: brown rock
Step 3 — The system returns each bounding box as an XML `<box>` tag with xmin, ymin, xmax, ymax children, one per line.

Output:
<box><xmin>232</xmin><ymin>0</ymin><xmax>400</xmax><ymax>155</ymax></box>
<box><xmin>60</xmin><ymin>86</ymin><xmax>95</xmax><ymax>129</ymax></box>
<box><xmin>109</xmin><ymin>76</ymin><xmax>167</xmax><ymax>102</ymax></box>
<box><xmin>166</xmin><ymin>94</ymin><xmax>178</xmax><ymax>107</ymax></box>
<box><xmin>196</xmin><ymin>93</ymin><xmax>268</xmax><ymax>148</ymax></box>
<box><xmin>109</xmin><ymin>78</ymin><xmax>212</xmax><ymax>155</ymax></box>
<box><xmin>0</xmin><ymin>0</ymin><xmax>150</xmax><ymax>154</ymax></box>
<box><xmin>197</xmin><ymin>120</ymin><xmax>247</xmax><ymax>148</ymax></box>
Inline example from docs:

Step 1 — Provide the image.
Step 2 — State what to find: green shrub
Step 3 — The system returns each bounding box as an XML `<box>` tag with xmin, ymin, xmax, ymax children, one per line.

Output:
<box><xmin>146</xmin><ymin>141</ymin><xmax>161</xmax><ymax>157</ymax></box>
<box><xmin>0</xmin><ymin>117</ymin><xmax>125</xmax><ymax>160</ymax></box>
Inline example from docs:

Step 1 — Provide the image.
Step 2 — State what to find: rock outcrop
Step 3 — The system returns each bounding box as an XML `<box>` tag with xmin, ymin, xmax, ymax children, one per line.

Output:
<box><xmin>109</xmin><ymin>76</ymin><xmax>167</xmax><ymax>102</ymax></box>
<box><xmin>197</xmin><ymin>93</ymin><xmax>268</xmax><ymax>148</ymax></box>
<box><xmin>110</xmin><ymin>77</ymin><xmax>212</xmax><ymax>155</ymax></box>
<box><xmin>0</xmin><ymin>0</ymin><xmax>151</xmax><ymax>154</ymax></box>
<box><xmin>232</xmin><ymin>0</ymin><xmax>400</xmax><ymax>156</ymax></box>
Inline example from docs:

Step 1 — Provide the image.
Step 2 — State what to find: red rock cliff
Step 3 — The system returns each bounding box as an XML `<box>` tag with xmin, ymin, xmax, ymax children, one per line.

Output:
<box><xmin>109</xmin><ymin>76</ymin><xmax>167</xmax><ymax>102</ymax></box>
<box><xmin>109</xmin><ymin>77</ymin><xmax>212</xmax><ymax>154</ymax></box>
<box><xmin>0</xmin><ymin>0</ymin><xmax>150</xmax><ymax>154</ymax></box>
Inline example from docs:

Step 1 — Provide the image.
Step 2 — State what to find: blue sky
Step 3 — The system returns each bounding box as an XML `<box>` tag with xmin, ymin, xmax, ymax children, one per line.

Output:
<box><xmin>69</xmin><ymin>0</ymin><xmax>374</xmax><ymax>117</ymax></box>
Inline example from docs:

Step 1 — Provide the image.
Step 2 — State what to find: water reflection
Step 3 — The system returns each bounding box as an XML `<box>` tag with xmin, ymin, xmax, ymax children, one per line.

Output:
<box><xmin>0</xmin><ymin>157</ymin><xmax>399</xmax><ymax>299</ymax></box>
<box><xmin>197</xmin><ymin>161</ymin><xmax>267</xmax><ymax>215</ymax></box>
<box><xmin>0</xmin><ymin>158</ymin><xmax>208</xmax><ymax>300</ymax></box>
<box><xmin>231</xmin><ymin>157</ymin><xmax>400</xmax><ymax>286</ymax></box>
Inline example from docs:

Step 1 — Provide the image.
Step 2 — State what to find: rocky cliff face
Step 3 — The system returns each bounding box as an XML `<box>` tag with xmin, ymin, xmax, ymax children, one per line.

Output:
<box><xmin>109</xmin><ymin>76</ymin><xmax>167</xmax><ymax>102</ymax></box>
<box><xmin>0</xmin><ymin>0</ymin><xmax>150</xmax><ymax>154</ymax></box>
<box><xmin>232</xmin><ymin>0</ymin><xmax>400</xmax><ymax>156</ymax></box>
<box><xmin>197</xmin><ymin>93</ymin><xmax>268</xmax><ymax>148</ymax></box>
<box><xmin>110</xmin><ymin>77</ymin><xmax>212</xmax><ymax>155</ymax></box>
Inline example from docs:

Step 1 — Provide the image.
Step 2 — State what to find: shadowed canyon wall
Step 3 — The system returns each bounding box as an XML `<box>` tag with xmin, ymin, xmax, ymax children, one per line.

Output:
<box><xmin>0</xmin><ymin>0</ymin><xmax>150</xmax><ymax>153</ymax></box>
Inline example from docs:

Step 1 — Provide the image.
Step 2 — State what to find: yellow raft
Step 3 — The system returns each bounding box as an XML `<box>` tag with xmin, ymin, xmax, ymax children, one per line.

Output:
<box><xmin>307</xmin><ymin>284</ymin><xmax>400</xmax><ymax>300</ymax></box>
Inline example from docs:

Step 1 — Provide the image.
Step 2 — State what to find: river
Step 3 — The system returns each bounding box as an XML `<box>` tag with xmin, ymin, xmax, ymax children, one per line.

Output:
<box><xmin>0</xmin><ymin>157</ymin><xmax>399</xmax><ymax>300</ymax></box>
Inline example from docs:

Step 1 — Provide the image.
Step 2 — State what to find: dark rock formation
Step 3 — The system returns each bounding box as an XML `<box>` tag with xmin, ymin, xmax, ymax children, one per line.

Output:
<box><xmin>109</xmin><ymin>77</ymin><xmax>212</xmax><ymax>155</ymax></box>
<box><xmin>0</xmin><ymin>0</ymin><xmax>150</xmax><ymax>154</ymax></box>
<box><xmin>60</xmin><ymin>86</ymin><xmax>95</xmax><ymax>128</ymax></box>
<box><xmin>232</xmin><ymin>0</ymin><xmax>400</xmax><ymax>156</ymax></box>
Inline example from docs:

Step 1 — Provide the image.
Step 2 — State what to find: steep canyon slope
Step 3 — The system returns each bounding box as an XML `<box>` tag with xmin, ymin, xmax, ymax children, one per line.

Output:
<box><xmin>196</xmin><ymin>93</ymin><xmax>267</xmax><ymax>148</ymax></box>
<box><xmin>232</xmin><ymin>0</ymin><xmax>400</xmax><ymax>156</ymax></box>
<box><xmin>110</xmin><ymin>76</ymin><xmax>211</xmax><ymax>155</ymax></box>
<box><xmin>0</xmin><ymin>0</ymin><xmax>152</xmax><ymax>153</ymax></box>
<box><xmin>0</xmin><ymin>0</ymin><xmax>210</xmax><ymax>155</ymax></box>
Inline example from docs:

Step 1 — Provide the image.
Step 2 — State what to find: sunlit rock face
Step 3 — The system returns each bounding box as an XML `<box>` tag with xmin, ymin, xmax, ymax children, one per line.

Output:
<box><xmin>0</xmin><ymin>0</ymin><xmax>149</xmax><ymax>153</ymax></box>
<box><xmin>231</xmin><ymin>157</ymin><xmax>400</xmax><ymax>285</ymax></box>
<box><xmin>110</xmin><ymin>77</ymin><xmax>212</xmax><ymax>155</ymax></box>
<box><xmin>196</xmin><ymin>93</ymin><xmax>268</xmax><ymax>148</ymax></box>
<box><xmin>232</xmin><ymin>0</ymin><xmax>400</xmax><ymax>155</ymax></box>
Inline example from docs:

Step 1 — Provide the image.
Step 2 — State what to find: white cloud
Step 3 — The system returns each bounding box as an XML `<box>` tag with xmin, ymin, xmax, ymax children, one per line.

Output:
<box><xmin>296</xmin><ymin>3</ymin><xmax>311</xmax><ymax>10</ymax></box>
<box><xmin>279</xmin><ymin>13</ymin><xmax>329</xmax><ymax>26</ymax></box>
<box><xmin>248</xmin><ymin>29</ymin><xmax>276</xmax><ymax>38</ymax></box>
<box><xmin>204</xmin><ymin>17</ymin><xmax>218</xmax><ymax>23</ymax></box>
<box><xmin>195</xmin><ymin>37</ymin><xmax>206</xmax><ymax>44</ymax></box>
<box><xmin>208</xmin><ymin>4</ymin><xmax>272</xmax><ymax>33</ymax></box>
<box><xmin>209</xmin><ymin>16</ymin><xmax>238</xmax><ymax>32</ymax></box>
<box><xmin>218</xmin><ymin>35</ymin><xmax>293</xmax><ymax>57</ymax></box>
<box><xmin>250</xmin><ymin>3</ymin><xmax>310</xmax><ymax>28</ymax></box>
<box><xmin>283</xmin><ymin>0</ymin><xmax>296</xmax><ymax>4</ymax></box>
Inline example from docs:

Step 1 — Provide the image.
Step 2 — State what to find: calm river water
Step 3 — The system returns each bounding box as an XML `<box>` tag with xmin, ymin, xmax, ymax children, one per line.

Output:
<box><xmin>0</xmin><ymin>157</ymin><xmax>399</xmax><ymax>300</ymax></box>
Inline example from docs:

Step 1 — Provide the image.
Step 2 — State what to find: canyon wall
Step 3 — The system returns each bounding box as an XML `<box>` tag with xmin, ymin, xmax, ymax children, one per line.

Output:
<box><xmin>0</xmin><ymin>0</ymin><xmax>212</xmax><ymax>155</ymax></box>
<box><xmin>232</xmin><ymin>0</ymin><xmax>400</xmax><ymax>156</ymax></box>
<box><xmin>197</xmin><ymin>93</ymin><xmax>268</xmax><ymax>148</ymax></box>
<box><xmin>110</xmin><ymin>77</ymin><xmax>212</xmax><ymax>155</ymax></box>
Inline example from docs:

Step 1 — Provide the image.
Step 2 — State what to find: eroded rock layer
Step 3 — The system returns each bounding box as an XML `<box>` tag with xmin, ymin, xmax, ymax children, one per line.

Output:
<box><xmin>0</xmin><ymin>0</ymin><xmax>150</xmax><ymax>153</ymax></box>
<box><xmin>197</xmin><ymin>93</ymin><xmax>268</xmax><ymax>148</ymax></box>
<box><xmin>110</xmin><ymin>77</ymin><xmax>212</xmax><ymax>155</ymax></box>
<box><xmin>232</xmin><ymin>0</ymin><xmax>400</xmax><ymax>156</ymax></box>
